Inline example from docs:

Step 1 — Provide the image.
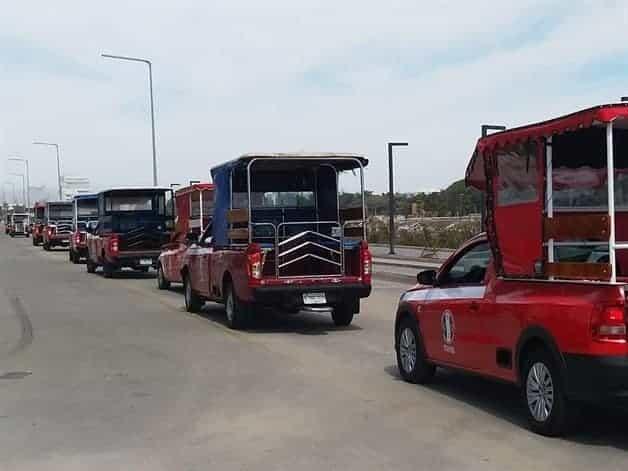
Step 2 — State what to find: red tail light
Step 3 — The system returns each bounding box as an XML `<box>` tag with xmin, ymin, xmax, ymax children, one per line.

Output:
<box><xmin>246</xmin><ymin>243</ymin><xmax>263</xmax><ymax>283</ymax></box>
<box><xmin>360</xmin><ymin>240</ymin><xmax>372</xmax><ymax>284</ymax></box>
<box><xmin>592</xmin><ymin>306</ymin><xmax>627</xmax><ymax>342</ymax></box>
<box><xmin>74</xmin><ymin>233</ymin><xmax>81</xmax><ymax>245</ymax></box>
<box><xmin>47</xmin><ymin>227</ymin><xmax>55</xmax><ymax>237</ymax></box>
<box><xmin>108</xmin><ymin>235</ymin><xmax>119</xmax><ymax>256</ymax></box>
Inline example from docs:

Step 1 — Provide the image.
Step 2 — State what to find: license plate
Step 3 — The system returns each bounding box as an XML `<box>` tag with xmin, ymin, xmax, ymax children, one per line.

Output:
<box><xmin>139</xmin><ymin>258</ymin><xmax>153</xmax><ymax>266</ymax></box>
<box><xmin>303</xmin><ymin>292</ymin><xmax>326</xmax><ymax>305</ymax></box>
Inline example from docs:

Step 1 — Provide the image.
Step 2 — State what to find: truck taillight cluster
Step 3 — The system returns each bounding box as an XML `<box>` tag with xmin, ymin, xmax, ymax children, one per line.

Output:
<box><xmin>593</xmin><ymin>306</ymin><xmax>627</xmax><ymax>342</ymax></box>
<box><xmin>47</xmin><ymin>227</ymin><xmax>56</xmax><ymax>237</ymax></box>
<box><xmin>246</xmin><ymin>243</ymin><xmax>263</xmax><ymax>282</ymax></box>
<box><xmin>108</xmin><ymin>235</ymin><xmax>119</xmax><ymax>256</ymax></box>
<box><xmin>360</xmin><ymin>241</ymin><xmax>372</xmax><ymax>284</ymax></box>
<box><xmin>74</xmin><ymin>233</ymin><xmax>81</xmax><ymax>246</ymax></box>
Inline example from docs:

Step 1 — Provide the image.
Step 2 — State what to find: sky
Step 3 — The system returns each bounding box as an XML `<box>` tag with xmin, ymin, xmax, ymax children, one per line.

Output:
<box><xmin>1</xmin><ymin>0</ymin><xmax>628</xmax><ymax>201</ymax></box>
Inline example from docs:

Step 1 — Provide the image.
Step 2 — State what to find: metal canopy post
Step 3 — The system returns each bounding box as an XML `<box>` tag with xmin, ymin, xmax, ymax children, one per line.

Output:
<box><xmin>607</xmin><ymin>121</ymin><xmax>617</xmax><ymax>283</ymax></box>
<box><xmin>546</xmin><ymin>137</ymin><xmax>554</xmax><ymax>279</ymax></box>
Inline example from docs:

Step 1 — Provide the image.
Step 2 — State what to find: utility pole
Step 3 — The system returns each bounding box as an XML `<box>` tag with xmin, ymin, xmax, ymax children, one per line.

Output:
<box><xmin>387</xmin><ymin>142</ymin><xmax>408</xmax><ymax>255</ymax></box>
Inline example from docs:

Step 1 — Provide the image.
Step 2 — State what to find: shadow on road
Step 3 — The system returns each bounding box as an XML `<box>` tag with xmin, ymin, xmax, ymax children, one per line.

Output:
<box><xmin>96</xmin><ymin>270</ymin><xmax>156</xmax><ymax>280</ymax></box>
<box><xmin>197</xmin><ymin>302</ymin><xmax>362</xmax><ymax>335</ymax></box>
<box><xmin>384</xmin><ymin>364</ymin><xmax>628</xmax><ymax>449</ymax></box>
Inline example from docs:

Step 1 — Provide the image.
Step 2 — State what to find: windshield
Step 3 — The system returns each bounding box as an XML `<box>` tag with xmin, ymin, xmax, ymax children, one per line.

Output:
<box><xmin>12</xmin><ymin>214</ymin><xmax>27</xmax><ymax>222</ymax></box>
<box><xmin>77</xmin><ymin>200</ymin><xmax>98</xmax><ymax>218</ymax></box>
<box><xmin>48</xmin><ymin>204</ymin><xmax>73</xmax><ymax>220</ymax></box>
<box><xmin>35</xmin><ymin>207</ymin><xmax>45</xmax><ymax>219</ymax></box>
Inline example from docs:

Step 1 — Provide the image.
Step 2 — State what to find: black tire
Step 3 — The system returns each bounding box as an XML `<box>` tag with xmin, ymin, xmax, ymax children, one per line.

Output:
<box><xmin>86</xmin><ymin>257</ymin><xmax>97</xmax><ymax>274</ymax></box>
<box><xmin>32</xmin><ymin>237</ymin><xmax>37</xmax><ymax>246</ymax></box>
<box><xmin>521</xmin><ymin>348</ymin><xmax>569</xmax><ymax>437</ymax></box>
<box><xmin>103</xmin><ymin>263</ymin><xmax>115</xmax><ymax>279</ymax></box>
<box><xmin>396</xmin><ymin>316</ymin><xmax>436</xmax><ymax>384</ymax></box>
<box><xmin>224</xmin><ymin>282</ymin><xmax>250</xmax><ymax>329</ymax></box>
<box><xmin>43</xmin><ymin>242</ymin><xmax>50</xmax><ymax>251</ymax></box>
<box><xmin>157</xmin><ymin>264</ymin><xmax>170</xmax><ymax>290</ymax></box>
<box><xmin>72</xmin><ymin>251</ymin><xmax>81</xmax><ymax>264</ymax></box>
<box><xmin>332</xmin><ymin>304</ymin><xmax>354</xmax><ymax>326</ymax></box>
<box><xmin>183</xmin><ymin>274</ymin><xmax>203</xmax><ymax>313</ymax></box>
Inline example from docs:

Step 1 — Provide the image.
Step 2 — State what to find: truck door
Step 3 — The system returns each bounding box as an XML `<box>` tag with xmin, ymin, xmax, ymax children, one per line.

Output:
<box><xmin>421</xmin><ymin>241</ymin><xmax>490</xmax><ymax>368</ymax></box>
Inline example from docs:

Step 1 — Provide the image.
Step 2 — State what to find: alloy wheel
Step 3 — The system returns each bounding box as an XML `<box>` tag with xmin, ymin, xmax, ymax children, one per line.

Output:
<box><xmin>399</xmin><ymin>327</ymin><xmax>417</xmax><ymax>373</ymax></box>
<box><xmin>526</xmin><ymin>362</ymin><xmax>555</xmax><ymax>423</ymax></box>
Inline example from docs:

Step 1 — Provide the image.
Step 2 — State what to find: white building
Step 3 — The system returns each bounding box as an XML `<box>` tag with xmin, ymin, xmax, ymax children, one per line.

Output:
<box><xmin>61</xmin><ymin>176</ymin><xmax>90</xmax><ymax>200</ymax></box>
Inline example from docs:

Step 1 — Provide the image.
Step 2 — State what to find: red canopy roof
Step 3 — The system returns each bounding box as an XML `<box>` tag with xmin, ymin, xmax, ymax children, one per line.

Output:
<box><xmin>466</xmin><ymin>104</ymin><xmax>628</xmax><ymax>190</ymax></box>
<box><xmin>174</xmin><ymin>183</ymin><xmax>215</xmax><ymax>197</ymax></box>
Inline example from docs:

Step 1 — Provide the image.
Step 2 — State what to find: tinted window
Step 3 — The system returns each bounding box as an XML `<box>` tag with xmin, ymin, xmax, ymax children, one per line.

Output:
<box><xmin>440</xmin><ymin>242</ymin><xmax>490</xmax><ymax>285</ymax></box>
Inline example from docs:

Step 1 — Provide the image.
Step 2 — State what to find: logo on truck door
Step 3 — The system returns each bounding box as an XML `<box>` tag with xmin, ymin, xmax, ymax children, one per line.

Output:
<box><xmin>441</xmin><ymin>309</ymin><xmax>455</xmax><ymax>353</ymax></box>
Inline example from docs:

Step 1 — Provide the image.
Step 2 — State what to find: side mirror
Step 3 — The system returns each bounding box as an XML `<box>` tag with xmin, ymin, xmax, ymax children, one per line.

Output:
<box><xmin>417</xmin><ymin>269</ymin><xmax>437</xmax><ymax>286</ymax></box>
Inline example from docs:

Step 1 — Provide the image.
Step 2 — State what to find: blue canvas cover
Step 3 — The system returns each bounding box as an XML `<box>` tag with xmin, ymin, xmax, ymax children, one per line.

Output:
<box><xmin>210</xmin><ymin>163</ymin><xmax>233</xmax><ymax>246</ymax></box>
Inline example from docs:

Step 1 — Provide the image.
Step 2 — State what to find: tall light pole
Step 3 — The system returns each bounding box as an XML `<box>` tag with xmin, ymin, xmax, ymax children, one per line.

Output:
<box><xmin>8</xmin><ymin>157</ymin><xmax>30</xmax><ymax>208</ymax></box>
<box><xmin>101</xmin><ymin>53</ymin><xmax>158</xmax><ymax>186</ymax></box>
<box><xmin>33</xmin><ymin>142</ymin><xmax>62</xmax><ymax>199</ymax></box>
<box><xmin>387</xmin><ymin>142</ymin><xmax>408</xmax><ymax>255</ymax></box>
<box><xmin>4</xmin><ymin>181</ymin><xmax>16</xmax><ymax>205</ymax></box>
<box><xmin>9</xmin><ymin>173</ymin><xmax>25</xmax><ymax>206</ymax></box>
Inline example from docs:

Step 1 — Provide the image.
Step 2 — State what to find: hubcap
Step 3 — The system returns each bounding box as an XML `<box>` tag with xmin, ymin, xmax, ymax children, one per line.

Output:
<box><xmin>226</xmin><ymin>291</ymin><xmax>234</xmax><ymax>322</ymax></box>
<box><xmin>399</xmin><ymin>327</ymin><xmax>417</xmax><ymax>373</ymax></box>
<box><xmin>526</xmin><ymin>362</ymin><xmax>555</xmax><ymax>422</ymax></box>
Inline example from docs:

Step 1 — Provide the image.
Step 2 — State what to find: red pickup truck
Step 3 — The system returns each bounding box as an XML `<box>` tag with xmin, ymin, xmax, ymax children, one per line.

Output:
<box><xmin>86</xmin><ymin>187</ymin><xmax>174</xmax><ymax>277</ymax></box>
<box><xmin>178</xmin><ymin>153</ymin><xmax>372</xmax><ymax>329</ymax></box>
<box><xmin>395</xmin><ymin>104</ymin><xmax>628</xmax><ymax>437</ymax></box>
<box><xmin>31</xmin><ymin>202</ymin><xmax>46</xmax><ymax>245</ymax></box>
<box><xmin>69</xmin><ymin>194</ymin><xmax>98</xmax><ymax>263</ymax></box>
<box><xmin>42</xmin><ymin>201</ymin><xmax>73</xmax><ymax>250</ymax></box>
<box><xmin>157</xmin><ymin>183</ymin><xmax>215</xmax><ymax>290</ymax></box>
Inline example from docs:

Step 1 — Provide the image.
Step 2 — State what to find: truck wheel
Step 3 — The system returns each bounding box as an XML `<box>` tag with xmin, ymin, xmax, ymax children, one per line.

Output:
<box><xmin>72</xmin><ymin>251</ymin><xmax>81</xmax><ymax>264</ymax></box>
<box><xmin>86</xmin><ymin>258</ymin><xmax>97</xmax><ymax>274</ymax></box>
<box><xmin>522</xmin><ymin>348</ymin><xmax>569</xmax><ymax>437</ymax></box>
<box><xmin>32</xmin><ymin>237</ymin><xmax>37</xmax><ymax>246</ymax></box>
<box><xmin>224</xmin><ymin>283</ymin><xmax>250</xmax><ymax>330</ymax></box>
<box><xmin>395</xmin><ymin>316</ymin><xmax>435</xmax><ymax>384</ymax></box>
<box><xmin>183</xmin><ymin>275</ymin><xmax>203</xmax><ymax>313</ymax></box>
<box><xmin>43</xmin><ymin>242</ymin><xmax>50</xmax><ymax>251</ymax></box>
<box><xmin>157</xmin><ymin>264</ymin><xmax>170</xmax><ymax>290</ymax></box>
<box><xmin>331</xmin><ymin>304</ymin><xmax>354</xmax><ymax>326</ymax></box>
<box><xmin>103</xmin><ymin>263</ymin><xmax>115</xmax><ymax>279</ymax></box>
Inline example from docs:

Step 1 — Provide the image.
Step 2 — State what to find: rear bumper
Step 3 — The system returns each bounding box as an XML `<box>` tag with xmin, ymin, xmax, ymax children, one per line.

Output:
<box><xmin>110</xmin><ymin>250</ymin><xmax>161</xmax><ymax>268</ymax></box>
<box><xmin>48</xmin><ymin>235</ymin><xmax>70</xmax><ymax>245</ymax></box>
<box><xmin>564</xmin><ymin>354</ymin><xmax>628</xmax><ymax>402</ymax></box>
<box><xmin>252</xmin><ymin>283</ymin><xmax>371</xmax><ymax>309</ymax></box>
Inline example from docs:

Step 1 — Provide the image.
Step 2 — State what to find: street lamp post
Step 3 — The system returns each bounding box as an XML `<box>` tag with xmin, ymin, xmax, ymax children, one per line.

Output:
<box><xmin>9</xmin><ymin>173</ymin><xmax>25</xmax><ymax>206</ymax></box>
<box><xmin>101</xmin><ymin>53</ymin><xmax>158</xmax><ymax>186</ymax></box>
<box><xmin>8</xmin><ymin>157</ymin><xmax>30</xmax><ymax>208</ymax></box>
<box><xmin>387</xmin><ymin>142</ymin><xmax>408</xmax><ymax>255</ymax></box>
<box><xmin>4</xmin><ymin>181</ymin><xmax>16</xmax><ymax>205</ymax></box>
<box><xmin>33</xmin><ymin>142</ymin><xmax>62</xmax><ymax>199</ymax></box>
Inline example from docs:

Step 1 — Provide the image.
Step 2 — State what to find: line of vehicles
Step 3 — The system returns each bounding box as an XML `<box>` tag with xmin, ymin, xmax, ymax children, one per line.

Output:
<box><xmin>4</xmin><ymin>104</ymin><xmax>628</xmax><ymax>437</ymax></box>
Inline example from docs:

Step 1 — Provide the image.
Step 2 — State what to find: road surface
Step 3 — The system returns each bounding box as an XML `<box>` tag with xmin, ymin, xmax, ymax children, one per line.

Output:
<box><xmin>0</xmin><ymin>235</ymin><xmax>626</xmax><ymax>470</ymax></box>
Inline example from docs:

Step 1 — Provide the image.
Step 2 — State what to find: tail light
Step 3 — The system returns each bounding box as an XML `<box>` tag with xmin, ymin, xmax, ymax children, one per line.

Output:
<box><xmin>47</xmin><ymin>227</ymin><xmax>55</xmax><ymax>237</ymax></box>
<box><xmin>74</xmin><ymin>233</ymin><xmax>81</xmax><ymax>246</ymax></box>
<box><xmin>108</xmin><ymin>235</ymin><xmax>119</xmax><ymax>256</ymax></box>
<box><xmin>246</xmin><ymin>243</ymin><xmax>263</xmax><ymax>282</ymax></box>
<box><xmin>592</xmin><ymin>306</ymin><xmax>627</xmax><ymax>342</ymax></box>
<box><xmin>360</xmin><ymin>240</ymin><xmax>372</xmax><ymax>284</ymax></box>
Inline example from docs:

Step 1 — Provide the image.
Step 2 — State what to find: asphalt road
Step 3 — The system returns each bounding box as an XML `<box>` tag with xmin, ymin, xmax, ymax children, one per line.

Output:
<box><xmin>0</xmin><ymin>235</ymin><xmax>627</xmax><ymax>470</ymax></box>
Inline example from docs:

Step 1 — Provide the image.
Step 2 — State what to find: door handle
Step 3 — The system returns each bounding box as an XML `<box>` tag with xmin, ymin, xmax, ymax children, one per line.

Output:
<box><xmin>469</xmin><ymin>301</ymin><xmax>480</xmax><ymax>311</ymax></box>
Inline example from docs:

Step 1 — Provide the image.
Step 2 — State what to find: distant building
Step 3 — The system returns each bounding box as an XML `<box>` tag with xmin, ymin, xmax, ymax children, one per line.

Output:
<box><xmin>61</xmin><ymin>176</ymin><xmax>90</xmax><ymax>200</ymax></box>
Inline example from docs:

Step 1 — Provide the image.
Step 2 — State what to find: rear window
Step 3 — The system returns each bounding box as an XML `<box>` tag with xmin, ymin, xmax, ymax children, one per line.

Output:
<box><xmin>77</xmin><ymin>200</ymin><xmax>98</xmax><ymax>217</ymax></box>
<box><xmin>49</xmin><ymin>205</ymin><xmax>73</xmax><ymax>219</ymax></box>
<box><xmin>106</xmin><ymin>195</ymin><xmax>153</xmax><ymax>212</ymax></box>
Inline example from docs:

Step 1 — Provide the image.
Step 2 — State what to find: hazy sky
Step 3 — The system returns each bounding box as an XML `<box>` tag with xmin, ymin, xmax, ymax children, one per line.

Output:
<box><xmin>1</xmin><ymin>0</ymin><xmax>628</xmax><ymax>198</ymax></box>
